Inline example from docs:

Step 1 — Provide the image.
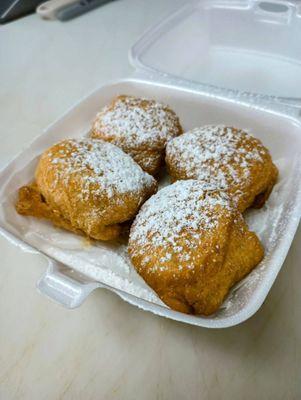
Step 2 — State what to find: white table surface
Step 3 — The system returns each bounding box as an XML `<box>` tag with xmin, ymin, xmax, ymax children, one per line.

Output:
<box><xmin>0</xmin><ymin>1</ymin><xmax>300</xmax><ymax>399</ymax></box>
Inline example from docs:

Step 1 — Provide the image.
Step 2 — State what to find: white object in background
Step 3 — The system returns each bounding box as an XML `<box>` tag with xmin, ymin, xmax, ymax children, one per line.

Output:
<box><xmin>130</xmin><ymin>0</ymin><xmax>301</xmax><ymax>102</ymax></box>
<box><xmin>36</xmin><ymin>0</ymin><xmax>76</xmax><ymax>19</ymax></box>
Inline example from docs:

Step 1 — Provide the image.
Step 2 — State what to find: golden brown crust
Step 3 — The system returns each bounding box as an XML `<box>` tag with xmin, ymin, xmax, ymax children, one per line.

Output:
<box><xmin>90</xmin><ymin>95</ymin><xmax>183</xmax><ymax>175</ymax></box>
<box><xmin>15</xmin><ymin>183</ymin><xmax>135</xmax><ymax>240</ymax></box>
<box><xmin>165</xmin><ymin>125</ymin><xmax>278</xmax><ymax>212</ymax></box>
<box><xmin>16</xmin><ymin>138</ymin><xmax>157</xmax><ymax>241</ymax></box>
<box><xmin>15</xmin><ymin>183</ymin><xmax>90</xmax><ymax>236</ymax></box>
<box><xmin>128</xmin><ymin>180</ymin><xmax>264</xmax><ymax>315</ymax></box>
<box><xmin>251</xmin><ymin>163</ymin><xmax>278</xmax><ymax>208</ymax></box>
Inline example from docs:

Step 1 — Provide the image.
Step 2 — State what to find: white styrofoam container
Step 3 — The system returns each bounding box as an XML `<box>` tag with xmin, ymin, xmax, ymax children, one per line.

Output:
<box><xmin>1</xmin><ymin>0</ymin><xmax>301</xmax><ymax>328</ymax></box>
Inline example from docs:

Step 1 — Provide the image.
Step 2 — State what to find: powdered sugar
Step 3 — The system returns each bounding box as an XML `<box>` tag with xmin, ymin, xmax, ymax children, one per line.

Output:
<box><xmin>129</xmin><ymin>180</ymin><xmax>233</xmax><ymax>263</ymax></box>
<box><xmin>166</xmin><ymin>125</ymin><xmax>267</xmax><ymax>195</ymax></box>
<box><xmin>92</xmin><ymin>95</ymin><xmax>181</xmax><ymax>148</ymax></box>
<box><xmin>47</xmin><ymin>138</ymin><xmax>155</xmax><ymax>200</ymax></box>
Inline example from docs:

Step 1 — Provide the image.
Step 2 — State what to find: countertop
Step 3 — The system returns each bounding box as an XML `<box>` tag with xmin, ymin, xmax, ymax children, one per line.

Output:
<box><xmin>0</xmin><ymin>1</ymin><xmax>300</xmax><ymax>399</ymax></box>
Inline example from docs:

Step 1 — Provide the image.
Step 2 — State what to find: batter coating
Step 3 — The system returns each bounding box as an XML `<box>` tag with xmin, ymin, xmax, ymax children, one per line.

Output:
<box><xmin>128</xmin><ymin>180</ymin><xmax>264</xmax><ymax>315</ymax></box>
<box><xmin>90</xmin><ymin>95</ymin><xmax>183</xmax><ymax>175</ymax></box>
<box><xmin>165</xmin><ymin>125</ymin><xmax>278</xmax><ymax>212</ymax></box>
<box><xmin>16</xmin><ymin>183</ymin><xmax>83</xmax><ymax>235</ymax></box>
<box><xmin>16</xmin><ymin>139</ymin><xmax>157</xmax><ymax>240</ymax></box>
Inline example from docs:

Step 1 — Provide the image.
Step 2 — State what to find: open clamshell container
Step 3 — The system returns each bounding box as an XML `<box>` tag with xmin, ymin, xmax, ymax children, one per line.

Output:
<box><xmin>1</xmin><ymin>0</ymin><xmax>301</xmax><ymax>328</ymax></box>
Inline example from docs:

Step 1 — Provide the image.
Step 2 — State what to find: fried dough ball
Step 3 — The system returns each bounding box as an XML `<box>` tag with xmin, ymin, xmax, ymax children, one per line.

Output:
<box><xmin>90</xmin><ymin>95</ymin><xmax>183</xmax><ymax>175</ymax></box>
<box><xmin>128</xmin><ymin>180</ymin><xmax>264</xmax><ymax>315</ymax></box>
<box><xmin>16</xmin><ymin>139</ymin><xmax>157</xmax><ymax>241</ymax></box>
<box><xmin>165</xmin><ymin>125</ymin><xmax>278</xmax><ymax>212</ymax></box>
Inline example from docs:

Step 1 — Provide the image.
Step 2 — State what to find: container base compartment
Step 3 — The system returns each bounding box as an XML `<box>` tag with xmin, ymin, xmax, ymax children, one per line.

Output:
<box><xmin>0</xmin><ymin>78</ymin><xmax>301</xmax><ymax>328</ymax></box>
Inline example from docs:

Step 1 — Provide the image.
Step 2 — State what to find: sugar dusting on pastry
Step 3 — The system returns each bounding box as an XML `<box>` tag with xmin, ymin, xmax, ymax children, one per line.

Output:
<box><xmin>47</xmin><ymin>138</ymin><xmax>156</xmax><ymax>200</ymax></box>
<box><xmin>129</xmin><ymin>180</ymin><xmax>233</xmax><ymax>270</ymax></box>
<box><xmin>129</xmin><ymin>179</ymin><xmax>264</xmax><ymax>315</ymax></box>
<box><xmin>166</xmin><ymin>125</ymin><xmax>266</xmax><ymax>189</ymax></box>
<box><xmin>92</xmin><ymin>95</ymin><xmax>181</xmax><ymax>148</ymax></box>
<box><xmin>165</xmin><ymin>125</ymin><xmax>278</xmax><ymax>211</ymax></box>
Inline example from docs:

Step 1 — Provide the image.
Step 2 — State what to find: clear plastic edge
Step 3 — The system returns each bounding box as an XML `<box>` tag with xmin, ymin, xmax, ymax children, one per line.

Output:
<box><xmin>129</xmin><ymin>0</ymin><xmax>301</xmax><ymax>110</ymax></box>
<box><xmin>129</xmin><ymin>73</ymin><xmax>301</xmax><ymax>120</ymax></box>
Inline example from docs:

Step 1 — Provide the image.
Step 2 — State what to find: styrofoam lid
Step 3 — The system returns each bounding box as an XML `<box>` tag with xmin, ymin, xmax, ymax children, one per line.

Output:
<box><xmin>130</xmin><ymin>0</ymin><xmax>301</xmax><ymax>100</ymax></box>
